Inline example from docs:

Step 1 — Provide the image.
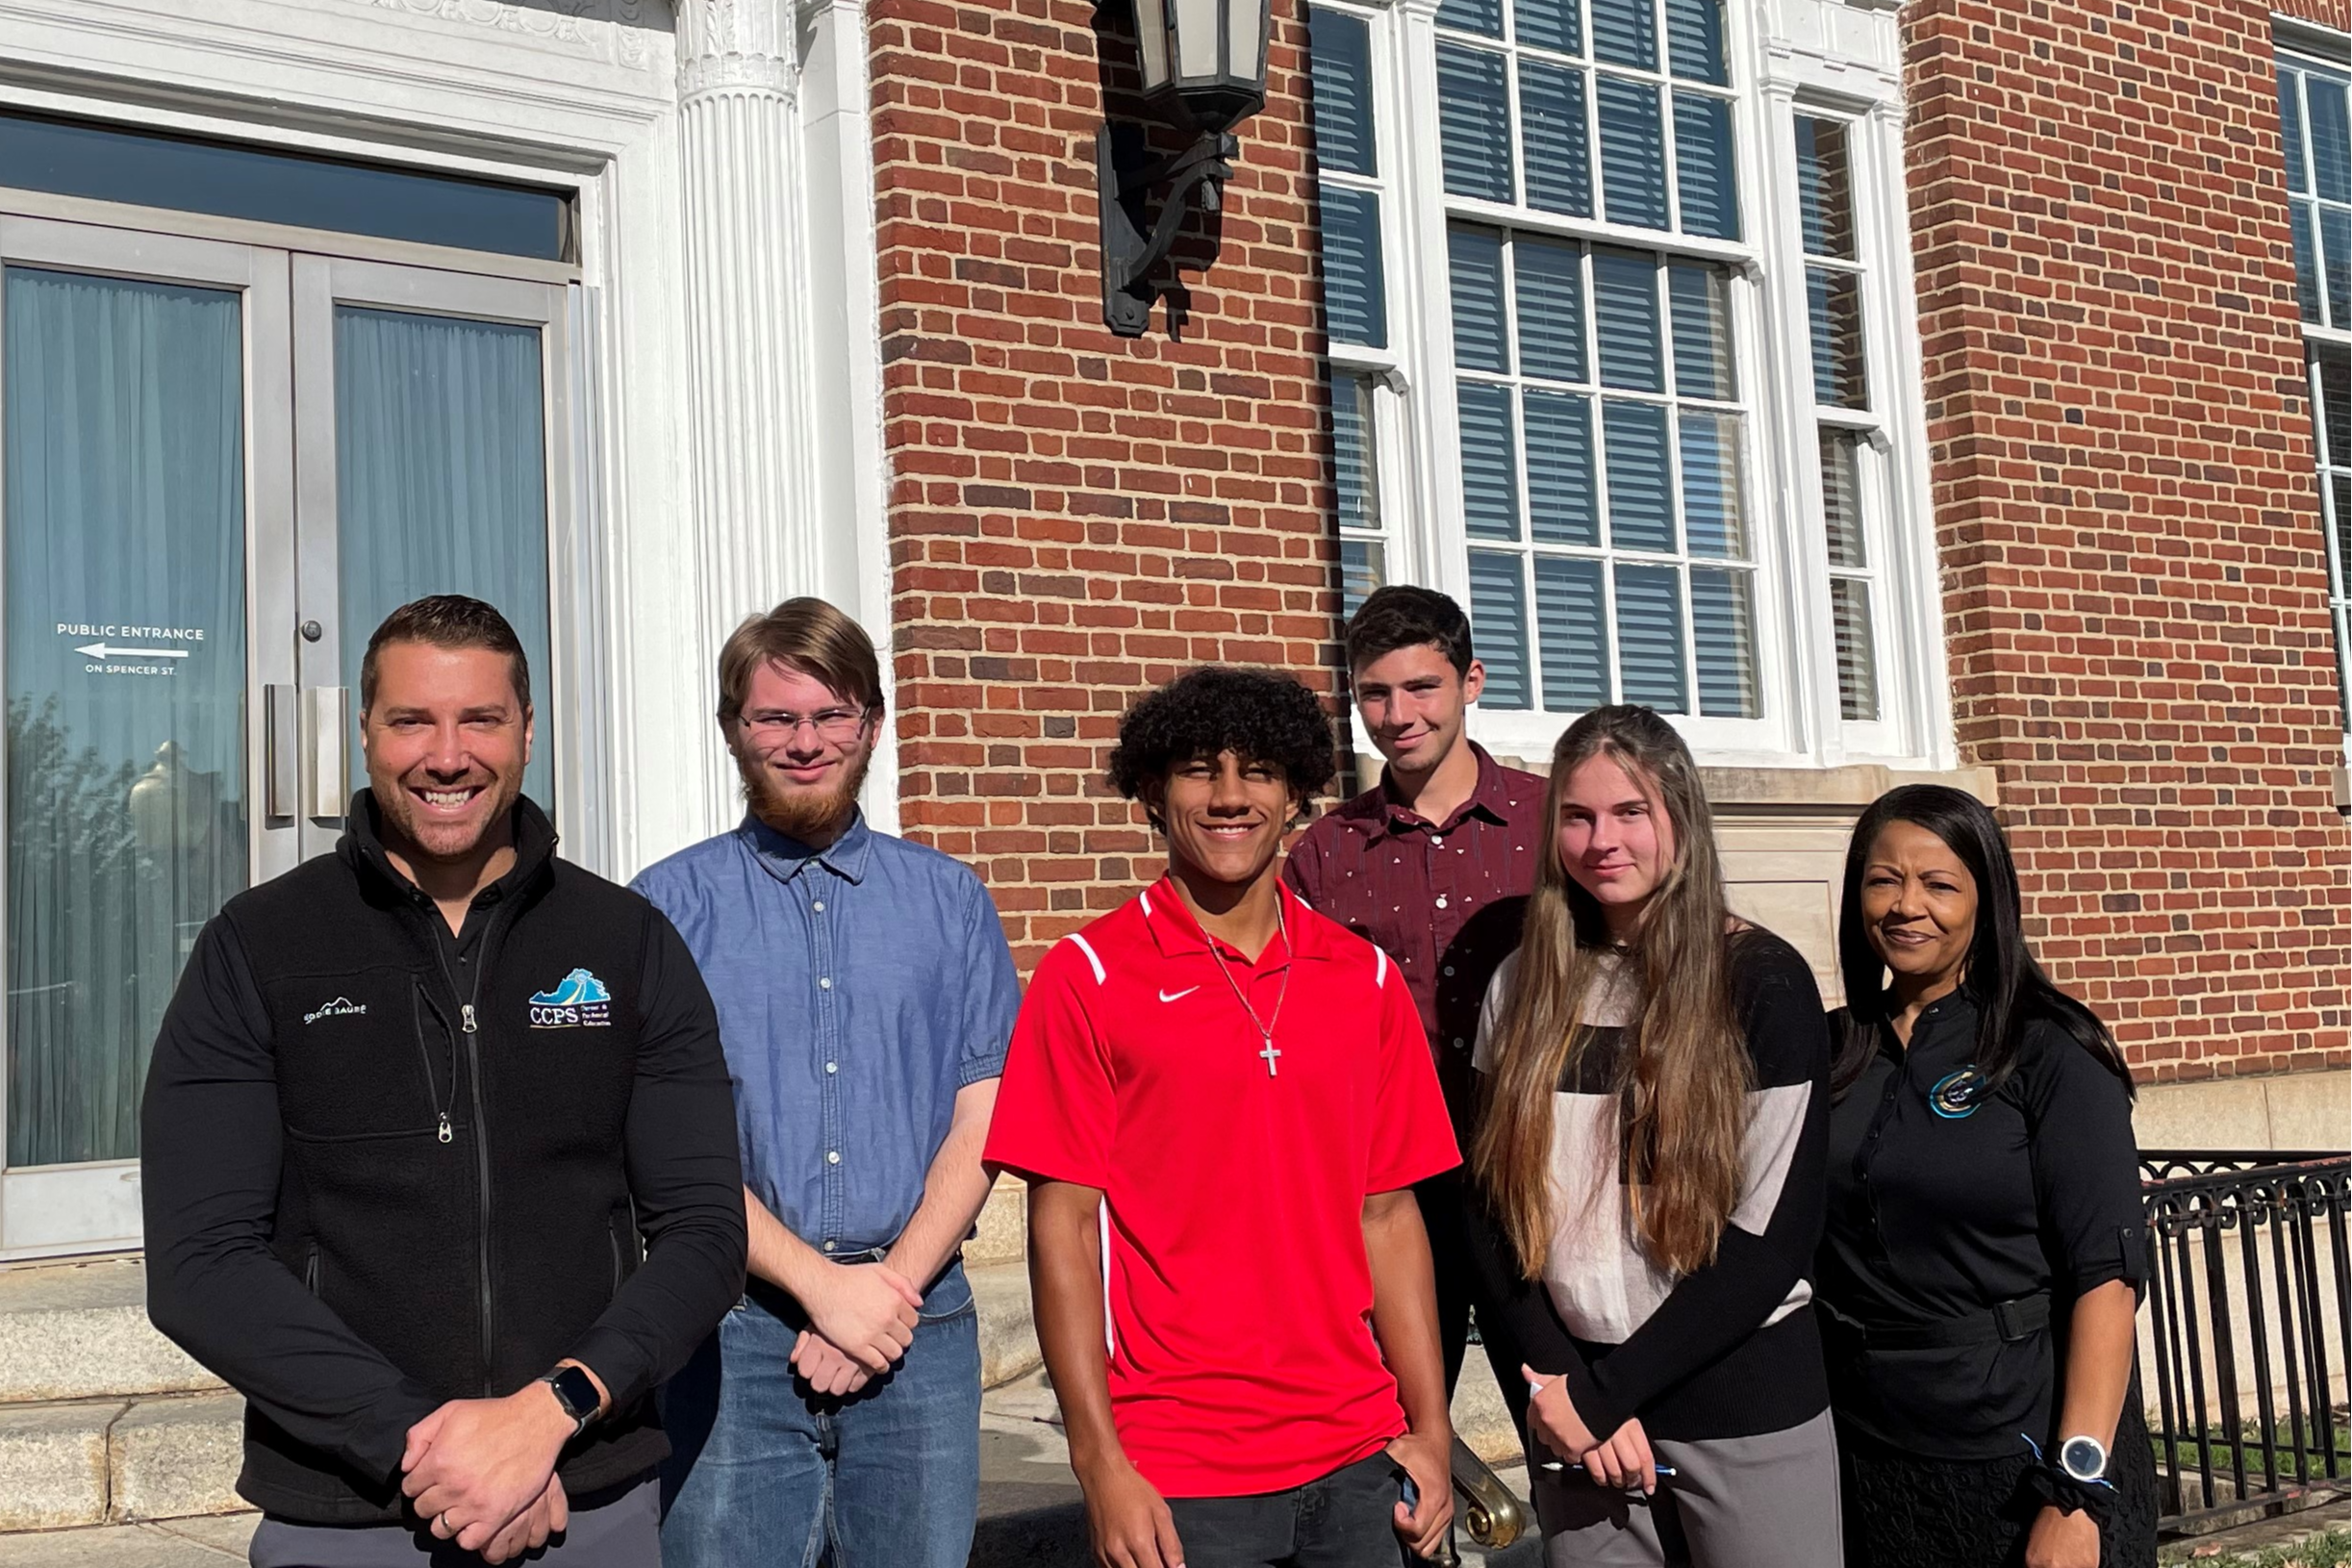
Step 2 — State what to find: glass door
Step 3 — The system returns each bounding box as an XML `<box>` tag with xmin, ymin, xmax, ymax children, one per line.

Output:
<box><xmin>291</xmin><ymin>258</ymin><xmax>570</xmax><ymax>855</ymax></box>
<box><xmin>0</xmin><ymin>235</ymin><xmax>569</xmax><ymax>1259</ymax></box>
<box><xmin>0</xmin><ymin>216</ymin><xmax>294</xmax><ymax>1255</ymax></box>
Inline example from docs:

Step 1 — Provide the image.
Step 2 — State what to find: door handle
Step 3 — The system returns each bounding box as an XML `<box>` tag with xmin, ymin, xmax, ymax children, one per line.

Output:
<box><xmin>264</xmin><ymin>685</ymin><xmax>298</xmax><ymax>820</ymax></box>
<box><xmin>301</xmin><ymin>686</ymin><xmax>349</xmax><ymax>820</ymax></box>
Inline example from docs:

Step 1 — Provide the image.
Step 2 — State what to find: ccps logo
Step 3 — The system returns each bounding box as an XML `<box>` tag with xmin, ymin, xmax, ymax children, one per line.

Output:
<box><xmin>528</xmin><ymin>969</ymin><xmax>613</xmax><ymax>1029</ymax></box>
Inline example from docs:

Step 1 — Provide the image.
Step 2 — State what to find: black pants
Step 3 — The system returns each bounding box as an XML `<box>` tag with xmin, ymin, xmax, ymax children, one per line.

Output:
<box><xmin>1167</xmin><ymin>1453</ymin><xmax>1412</xmax><ymax>1568</ymax></box>
<box><xmin>1421</xmin><ymin>1169</ymin><xmax>1531</xmax><ymax>1435</ymax></box>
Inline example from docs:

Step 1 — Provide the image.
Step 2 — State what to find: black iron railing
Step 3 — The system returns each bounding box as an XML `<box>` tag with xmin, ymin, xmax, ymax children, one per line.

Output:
<box><xmin>2140</xmin><ymin>1150</ymin><xmax>2350</xmax><ymax>1534</ymax></box>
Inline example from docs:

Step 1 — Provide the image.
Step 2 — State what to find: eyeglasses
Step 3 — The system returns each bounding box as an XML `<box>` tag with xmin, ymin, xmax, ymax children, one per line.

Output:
<box><xmin>736</xmin><ymin>707</ymin><xmax>872</xmax><ymax>743</ymax></box>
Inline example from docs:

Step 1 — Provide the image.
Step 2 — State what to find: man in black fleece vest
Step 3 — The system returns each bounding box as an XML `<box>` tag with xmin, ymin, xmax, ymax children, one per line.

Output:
<box><xmin>141</xmin><ymin>596</ymin><xmax>746</xmax><ymax>1566</ymax></box>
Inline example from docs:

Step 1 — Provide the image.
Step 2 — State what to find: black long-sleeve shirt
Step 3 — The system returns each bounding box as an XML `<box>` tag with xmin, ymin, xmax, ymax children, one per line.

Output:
<box><xmin>142</xmin><ymin>796</ymin><xmax>746</xmax><ymax>1520</ymax></box>
<box><xmin>1468</xmin><ymin>928</ymin><xmax>1833</xmax><ymax>1441</ymax></box>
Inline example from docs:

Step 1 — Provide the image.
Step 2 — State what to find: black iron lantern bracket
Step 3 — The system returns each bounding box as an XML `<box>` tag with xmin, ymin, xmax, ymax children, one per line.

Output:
<box><xmin>1098</xmin><ymin>123</ymin><xmax>1239</xmax><ymax>337</ymax></box>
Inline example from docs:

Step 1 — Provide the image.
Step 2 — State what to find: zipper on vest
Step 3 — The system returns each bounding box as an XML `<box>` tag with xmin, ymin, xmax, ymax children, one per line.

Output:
<box><xmin>426</xmin><ymin>901</ymin><xmax>515</xmax><ymax>1399</ymax></box>
<box><xmin>409</xmin><ymin>987</ymin><xmax>457</xmax><ymax>1146</ymax></box>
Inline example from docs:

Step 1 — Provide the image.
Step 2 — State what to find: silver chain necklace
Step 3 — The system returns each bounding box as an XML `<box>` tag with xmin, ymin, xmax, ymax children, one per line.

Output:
<box><xmin>1204</xmin><ymin>899</ymin><xmax>1292</xmax><ymax>1077</ymax></box>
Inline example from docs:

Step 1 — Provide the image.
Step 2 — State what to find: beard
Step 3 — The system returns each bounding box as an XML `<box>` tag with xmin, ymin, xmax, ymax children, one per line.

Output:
<box><xmin>734</xmin><ymin>738</ymin><xmax>874</xmax><ymax>844</ymax></box>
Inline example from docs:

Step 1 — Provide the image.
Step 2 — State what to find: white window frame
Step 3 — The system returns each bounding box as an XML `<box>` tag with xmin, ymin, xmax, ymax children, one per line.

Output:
<box><xmin>2275</xmin><ymin>23</ymin><xmax>2352</xmax><ymax>753</ymax></box>
<box><xmin>1767</xmin><ymin>91</ymin><xmax>1944</xmax><ymax>765</ymax></box>
<box><xmin>1313</xmin><ymin>0</ymin><xmax>1955</xmax><ymax>772</ymax></box>
<box><xmin>1315</xmin><ymin>0</ymin><xmax>1436</xmax><ymax>605</ymax></box>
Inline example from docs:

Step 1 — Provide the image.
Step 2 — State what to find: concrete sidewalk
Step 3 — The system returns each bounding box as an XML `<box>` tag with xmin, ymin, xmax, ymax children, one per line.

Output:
<box><xmin>0</xmin><ymin>1371</ymin><xmax>1541</xmax><ymax>1567</ymax></box>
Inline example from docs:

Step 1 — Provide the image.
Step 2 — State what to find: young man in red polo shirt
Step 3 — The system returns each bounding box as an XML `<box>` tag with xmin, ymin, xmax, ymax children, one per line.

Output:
<box><xmin>1284</xmin><ymin>587</ymin><xmax>1548</xmax><ymax>1439</ymax></box>
<box><xmin>985</xmin><ymin>667</ymin><xmax>1459</xmax><ymax>1568</ymax></box>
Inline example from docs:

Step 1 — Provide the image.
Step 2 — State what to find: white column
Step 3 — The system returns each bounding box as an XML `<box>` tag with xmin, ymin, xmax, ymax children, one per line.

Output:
<box><xmin>674</xmin><ymin>0</ymin><xmax>826</xmax><ymax>824</ymax></box>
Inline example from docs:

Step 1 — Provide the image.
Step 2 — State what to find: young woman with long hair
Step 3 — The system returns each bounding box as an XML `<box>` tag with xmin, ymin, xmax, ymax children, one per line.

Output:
<box><xmin>1468</xmin><ymin>706</ymin><xmax>1837</xmax><ymax>1567</ymax></box>
<box><xmin>1817</xmin><ymin>785</ymin><xmax>2156</xmax><ymax>1568</ymax></box>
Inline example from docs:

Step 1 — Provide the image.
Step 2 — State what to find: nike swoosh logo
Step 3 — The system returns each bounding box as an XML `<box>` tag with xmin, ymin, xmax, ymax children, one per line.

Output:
<box><xmin>1158</xmin><ymin>986</ymin><xmax>1201</xmax><ymax>1003</ymax></box>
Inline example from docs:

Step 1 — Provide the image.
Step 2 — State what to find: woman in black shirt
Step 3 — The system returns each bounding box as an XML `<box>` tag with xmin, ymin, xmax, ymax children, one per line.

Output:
<box><xmin>1818</xmin><ymin>785</ymin><xmax>2156</xmax><ymax>1568</ymax></box>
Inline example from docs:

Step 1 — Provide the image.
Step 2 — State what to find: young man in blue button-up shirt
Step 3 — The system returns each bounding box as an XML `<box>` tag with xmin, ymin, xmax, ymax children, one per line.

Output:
<box><xmin>632</xmin><ymin>597</ymin><xmax>1022</xmax><ymax>1568</ymax></box>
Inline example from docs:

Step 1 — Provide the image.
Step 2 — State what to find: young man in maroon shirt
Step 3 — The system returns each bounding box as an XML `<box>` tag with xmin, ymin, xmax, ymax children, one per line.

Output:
<box><xmin>986</xmin><ymin>667</ymin><xmax>1459</xmax><ymax>1568</ymax></box>
<box><xmin>1284</xmin><ymin>587</ymin><xmax>1548</xmax><ymax>1436</ymax></box>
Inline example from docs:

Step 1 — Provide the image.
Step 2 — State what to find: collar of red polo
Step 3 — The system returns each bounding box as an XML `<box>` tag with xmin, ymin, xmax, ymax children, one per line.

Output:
<box><xmin>1137</xmin><ymin>874</ymin><xmax>1334</xmax><ymax>965</ymax></box>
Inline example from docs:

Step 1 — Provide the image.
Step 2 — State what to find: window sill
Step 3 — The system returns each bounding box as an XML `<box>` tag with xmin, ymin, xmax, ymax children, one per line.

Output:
<box><xmin>1395</xmin><ymin>750</ymin><xmax>1998</xmax><ymax>811</ymax></box>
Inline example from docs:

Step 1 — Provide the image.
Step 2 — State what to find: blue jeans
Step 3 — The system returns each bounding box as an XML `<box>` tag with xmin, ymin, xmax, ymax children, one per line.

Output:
<box><xmin>657</xmin><ymin>1258</ymin><xmax>981</xmax><ymax>1568</ymax></box>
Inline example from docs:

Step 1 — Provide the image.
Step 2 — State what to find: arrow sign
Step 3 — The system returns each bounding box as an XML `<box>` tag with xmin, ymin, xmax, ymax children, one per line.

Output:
<box><xmin>75</xmin><ymin>643</ymin><xmax>191</xmax><ymax>660</ymax></box>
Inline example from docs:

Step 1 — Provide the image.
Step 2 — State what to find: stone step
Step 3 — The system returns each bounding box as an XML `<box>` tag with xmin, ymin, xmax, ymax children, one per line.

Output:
<box><xmin>0</xmin><ymin>1392</ymin><xmax>245</xmax><ymax>1532</ymax></box>
<box><xmin>0</xmin><ymin>1514</ymin><xmax>259</xmax><ymax>1567</ymax></box>
<box><xmin>0</xmin><ymin>1259</ymin><xmax>218</xmax><ymax>1406</ymax></box>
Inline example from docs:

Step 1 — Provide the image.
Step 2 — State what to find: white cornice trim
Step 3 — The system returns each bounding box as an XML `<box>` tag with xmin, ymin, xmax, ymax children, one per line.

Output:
<box><xmin>2272</xmin><ymin>13</ymin><xmax>2350</xmax><ymax>58</ymax></box>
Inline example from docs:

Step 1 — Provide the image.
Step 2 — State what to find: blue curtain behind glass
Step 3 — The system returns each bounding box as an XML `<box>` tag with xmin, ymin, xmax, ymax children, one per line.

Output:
<box><xmin>333</xmin><ymin>307</ymin><xmax>553</xmax><ymax>812</ymax></box>
<box><xmin>3</xmin><ymin>267</ymin><xmax>248</xmax><ymax>1167</ymax></box>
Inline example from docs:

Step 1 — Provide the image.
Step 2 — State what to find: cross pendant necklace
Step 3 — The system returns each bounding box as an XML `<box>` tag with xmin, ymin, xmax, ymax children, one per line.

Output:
<box><xmin>1205</xmin><ymin>900</ymin><xmax>1292</xmax><ymax>1078</ymax></box>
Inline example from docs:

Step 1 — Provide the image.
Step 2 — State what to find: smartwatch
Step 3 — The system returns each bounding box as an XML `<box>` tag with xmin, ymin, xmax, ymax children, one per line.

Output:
<box><xmin>2057</xmin><ymin>1434</ymin><xmax>2109</xmax><ymax>1484</ymax></box>
<box><xmin>542</xmin><ymin>1365</ymin><xmax>601</xmax><ymax>1436</ymax></box>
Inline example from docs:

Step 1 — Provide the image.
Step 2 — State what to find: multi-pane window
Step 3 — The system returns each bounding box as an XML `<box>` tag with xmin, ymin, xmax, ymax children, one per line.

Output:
<box><xmin>1331</xmin><ymin>368</ymin><xmax>1387</xmax><ymax>616</ymax></box>
<box><xmin>1796</xmin><ymin>114</ymin><xmax>1881</xmax><ymax>721</ymax></box>
<box><xmin>1434</xmin><ymin>0</ymin><xmax>1738</xmax><ymax>241</ymax></box>
<box><xmin>1310</xmin><ymin>6</ymin><xmax>1388</xmax><ymax>350</ymax></box>
<box><xmin>1434</xmin><ymin>0</ymin><xmax>1749</xmax><ymax>719</ymax></box>
<box><xmin>1308</xmin><ymin>4</ymin><xmax>1396</xmax><ymax>616</ymax></box>
<box><xmin>2280</xmin><ymin>51</ymin><xmax>2352</xmax><ymax>718</ymax></box>
<box><xmin>1302</xmin><ymin>0</ymin><xmax>1939</xmax><ymax>754</ymax></box>
<box><xmin>1450</xmin><ymin>227</ymin><xmax>1755</xmax><ymax>715</ymax></box>
<box><xmin>2283</xmin><ymin>53</ymin><xmax>2351</xmax><ymax>337</ymax></box>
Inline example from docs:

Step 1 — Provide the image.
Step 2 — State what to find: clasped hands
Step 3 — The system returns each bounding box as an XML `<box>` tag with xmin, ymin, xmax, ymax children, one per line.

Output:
<box><xmin>1523</xmin><ymin>1362</ymin><xmax>1659</xmax><ymax>1496</ymax></box>
<box><xmin>788</xmin><ymin>1257</ymin><xmax>926</xmax><ymax>1396</ymax></box>
<box><xmin>399</xmin><ymin>1362</ymin><xmax>604</xmax><ymax>1564</ymax></box>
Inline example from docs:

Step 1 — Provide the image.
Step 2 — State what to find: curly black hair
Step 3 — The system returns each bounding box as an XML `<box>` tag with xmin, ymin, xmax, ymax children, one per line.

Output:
<box><xmin>1106</xmin><ymin>667</ymin><xmax>1338</xmax><ymax>823</ymax></box>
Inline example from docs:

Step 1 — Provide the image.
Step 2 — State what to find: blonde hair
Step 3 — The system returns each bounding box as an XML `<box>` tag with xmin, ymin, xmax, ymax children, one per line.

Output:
<box><xmin>716</xmin><ymin>597</ymin><xmax>883</xmax><ymax>725</ymax></box>
<box><xmin>1472</xmin><ymin>705</ymin><xmax>1750</xmax><ymax>1281</ymax></box>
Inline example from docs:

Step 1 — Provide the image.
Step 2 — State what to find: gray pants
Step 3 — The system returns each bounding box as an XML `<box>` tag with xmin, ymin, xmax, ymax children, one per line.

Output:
<box><xmin>1530</xmin><ymin>1409</ymin><xmax>1840</xmax><ymax>1568</ymax></box>
<box><xmin>249</xmin><ymin>1479</ymin><xmax>660</xmax><ymax>1568</ymax></box>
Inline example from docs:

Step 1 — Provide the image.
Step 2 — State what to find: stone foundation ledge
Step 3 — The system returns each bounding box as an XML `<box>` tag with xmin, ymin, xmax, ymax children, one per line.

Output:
<box><xmin>0</xmin><ymin>1391</ymin><xmax>244</xmax><ymax>1532</ymax></box>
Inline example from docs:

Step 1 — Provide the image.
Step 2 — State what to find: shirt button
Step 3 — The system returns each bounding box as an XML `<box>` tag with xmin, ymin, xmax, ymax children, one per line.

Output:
<box><xmin>819</xmin><ymin>977</ymin><xmax>833</xmax><ymax>990</ymax></box>
<box><xmin>823</xmin><ymin>1240</ymin><xmax>837</xmax><ymax>1252</ymax></box>
<box><xmin>813</xmin><ymin>900</ymin><xmax>825</xmax><ymax>913</ymax></box>
<box><xmin>1453</xmin><ymin>1037</ymin><xmax>1466</xmax><ymax>1050</ymax></box>
<box><xmin>825</xmin><ymin>1061</ymin><xmax>839</xmax><ymax>1074</ymax></box>
<box><xmin>827</xmin><ymin>1151</ymin><xmax>842</xmax><ymax>1164</ymax></box>
<box><xmin>1444</xmin><ymin>966</ymin><xmax>1455</xmax><ymax>976</ymax></box>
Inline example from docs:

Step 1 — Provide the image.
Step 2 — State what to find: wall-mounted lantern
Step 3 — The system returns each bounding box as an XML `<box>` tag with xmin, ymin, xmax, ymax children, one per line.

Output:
<box><xmin>1098</xmin><ymin>0</ymin><xmax>1274</xmax><ymax>336</ymax></box>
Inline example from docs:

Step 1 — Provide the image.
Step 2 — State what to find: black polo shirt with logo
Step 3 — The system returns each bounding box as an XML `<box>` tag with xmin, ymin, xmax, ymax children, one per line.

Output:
<box><xmin>1816</xmin><ymin>995</ymin><xmax>2145</xmax><ymax>1460</ymax></box>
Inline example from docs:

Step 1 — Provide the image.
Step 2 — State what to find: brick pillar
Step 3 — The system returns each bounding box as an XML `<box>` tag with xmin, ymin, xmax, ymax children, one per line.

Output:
<box><xmin>1904</xmin><ymin>0</ymin><xmax>2352</xmax><ymax>1078</ymax></box>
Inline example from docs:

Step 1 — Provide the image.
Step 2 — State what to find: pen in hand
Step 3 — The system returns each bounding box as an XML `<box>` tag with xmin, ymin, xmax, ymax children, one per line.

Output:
<box><xmin>1523</xmin><ymin>1372</ymin><xmax>1677</xmax><ymax>1479</ymax></box>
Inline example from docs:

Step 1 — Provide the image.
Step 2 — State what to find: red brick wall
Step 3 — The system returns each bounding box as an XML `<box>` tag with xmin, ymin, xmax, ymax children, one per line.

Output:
<box><xmin>1903</xmin><ymin>0</ymin><xmax>2352</xmax><ymax>1080</ymax></box>
<box><xmin>866</xmin><ymin>0</ymin><xmax>1339</xmax><ymax>970</ymax></box>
